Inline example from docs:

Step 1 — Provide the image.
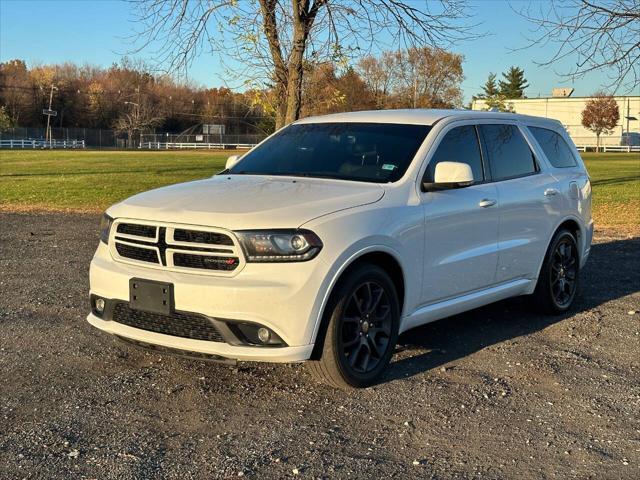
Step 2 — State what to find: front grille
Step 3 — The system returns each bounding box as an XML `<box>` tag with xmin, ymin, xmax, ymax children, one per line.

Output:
<box><xmin>174</xmin><ymin>228</ymin><xmax>234</xmax><ymax>246</ymax></box>
<box><xmin>111</xmin><ymin>220</ymin><xmax>243</xmax><ymax>275</ymax></box>
<box><xmin>112</xmin><ymin>303</ymin><xmax>224</xmax><ymax>342</ymax></box>
<box><xmin>117</xmin><ymin>223</ymin><xmax>156</xmax><ymax>238</ymax></box>
<box><xmin>173</xmin><ymin>253</ymin><xmax>239</xmax><ymax>271</ymax></box>
<box><xmin>115</xmin><ymin>243</ymin><xmax>159</xmax><ymax>264</ymax></box>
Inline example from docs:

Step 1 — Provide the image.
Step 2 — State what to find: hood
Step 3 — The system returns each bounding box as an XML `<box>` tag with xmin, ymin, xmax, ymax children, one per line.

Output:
<box><xmin>107</xmin><ymin>175</ymin><xmax>385</xmax><ymax>230</ymax></box>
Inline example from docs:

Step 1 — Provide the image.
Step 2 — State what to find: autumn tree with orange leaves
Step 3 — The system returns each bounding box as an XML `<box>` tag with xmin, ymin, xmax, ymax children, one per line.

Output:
<box><xmin>581</xmin><ymin>93</ymin><xmax>620</xmax><ymax>152</ymax></box>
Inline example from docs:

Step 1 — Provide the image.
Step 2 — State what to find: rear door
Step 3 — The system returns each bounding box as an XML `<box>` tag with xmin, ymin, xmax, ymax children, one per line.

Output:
<box><xmin>479</xmin><ymin>123</ymin><xmax>561</xmax><ymax>283</ymax></box>
<box><xmin>420</xmin><ymin>123</ymin><xmax>499</xmax><ymax>304</ymax></box>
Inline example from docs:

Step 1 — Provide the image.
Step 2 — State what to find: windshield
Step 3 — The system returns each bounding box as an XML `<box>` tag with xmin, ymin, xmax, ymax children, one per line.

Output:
<box><xmin>227</xmin><ymin>122</ymin><xmax>431</xmax><ymax>183</ymax></box>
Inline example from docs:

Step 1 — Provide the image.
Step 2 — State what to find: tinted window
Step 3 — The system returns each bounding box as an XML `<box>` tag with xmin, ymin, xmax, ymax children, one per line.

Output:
<box><xmin>228</xmin><ymin>123</ymin><xmax>431</xmax><ymax>183</ymax></box>
<box><xmin>480</xmin><ymin>124</ymin><xmax>537</xmax><ymax>180</ymax></box>
<box><xmin>424</xmin><ymin>125</ymin><xmax>484</xmax><ymax>182</ymax></box>
<box><xmin>529</xmin><ymin>126</ymin><xmax>578</xmax><ymax>168</ymax></box>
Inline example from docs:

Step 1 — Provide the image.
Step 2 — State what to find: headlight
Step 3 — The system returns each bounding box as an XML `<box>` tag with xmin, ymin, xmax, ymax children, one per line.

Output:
<box><xmin>235</xmin><ymin>230</ymin><xmax>323</xmax><ymax>262</ymax></box>
<box><xmin>99</xmin><ymin>214</ymin><xmax>114</xmax><ymax>244</ymax></box>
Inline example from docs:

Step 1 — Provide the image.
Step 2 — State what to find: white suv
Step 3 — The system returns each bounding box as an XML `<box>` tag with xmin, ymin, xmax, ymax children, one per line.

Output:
<box><xmin>88</xmin><ymin>109</ymin><xmax>593</xmax><ymax>388</ymax></box>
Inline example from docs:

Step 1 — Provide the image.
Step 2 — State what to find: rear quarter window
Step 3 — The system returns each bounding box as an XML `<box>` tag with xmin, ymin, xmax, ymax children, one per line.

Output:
<box><xmin>529</xmin><ymin>126</ymin><xmax>578</xmax><ymax>168</ymax></box>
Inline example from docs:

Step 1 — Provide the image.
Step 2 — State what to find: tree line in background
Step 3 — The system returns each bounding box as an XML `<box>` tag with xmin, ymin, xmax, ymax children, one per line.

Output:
<box><xmin>0</xmin><ymin>58</ymin><xmax>270</xmax><ymax>136</ymax></box>
<box><xmin>0</xmin><ymin>47</ymin><xmax>464</xmax><ymax>136</ymax></box>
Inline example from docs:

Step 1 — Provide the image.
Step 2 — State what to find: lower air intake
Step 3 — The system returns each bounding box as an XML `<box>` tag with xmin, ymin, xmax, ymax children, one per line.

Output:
<box><xmin>112</xmin><ymin>303</ymin><xmax>224</xmax><ymax>342</ymax></box>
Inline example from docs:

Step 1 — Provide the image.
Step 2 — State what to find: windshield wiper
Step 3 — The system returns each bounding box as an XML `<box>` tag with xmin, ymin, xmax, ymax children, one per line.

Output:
<box><xmin>274</xmin><ymin>172</ymin><xmax>341</xmax><ymax>180</ymax></box>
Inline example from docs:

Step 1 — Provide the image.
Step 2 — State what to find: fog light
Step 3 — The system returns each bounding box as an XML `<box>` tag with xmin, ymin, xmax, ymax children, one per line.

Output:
<box><xmin>95</xmin><ymin>298</ymin><xmax>105</xmax><ymax>313</ymax></box>
<box><xmin>257</xmin><ymin>327</ymin><xmax>271</xmax><ymax>343</ymax></box>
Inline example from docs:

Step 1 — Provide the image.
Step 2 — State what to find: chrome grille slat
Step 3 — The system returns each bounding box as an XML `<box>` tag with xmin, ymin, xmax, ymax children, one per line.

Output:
<box><xmin>173</xmin><ymin>252</ymin><xmax>240</xmax><ymax>271</ymax></box>
<box><xmin>116</xmin><ymin>223</ymin><xmax>156</xmax><ymax>238</ymax></box>
<box><xmin>173</xmin><ymin>228</ymin><xmax>234</xmax><ymax>246</ymax></box>
<box><xmin>115</xmin><ymin>243</ymin><xmax>159</xmax><ymax>264</ymax></box>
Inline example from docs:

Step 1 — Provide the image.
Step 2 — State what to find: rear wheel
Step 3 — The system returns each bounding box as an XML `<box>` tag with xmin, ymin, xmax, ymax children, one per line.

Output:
<box><xmin>531</xmin><ymin>229</ymin><xmax>579</xmax><ymax>314</ymax></box>
<box><xmin>306</xmin><ymin>264</ymin><xmax>400</xmax><ymax>389</ymax></box>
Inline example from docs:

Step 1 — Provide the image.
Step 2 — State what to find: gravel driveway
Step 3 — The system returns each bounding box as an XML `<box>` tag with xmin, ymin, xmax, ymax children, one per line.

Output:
<box><xmin>0</xmin><ymin>212</ymin><xmax>638</xmax><ymax>479</ymax></box>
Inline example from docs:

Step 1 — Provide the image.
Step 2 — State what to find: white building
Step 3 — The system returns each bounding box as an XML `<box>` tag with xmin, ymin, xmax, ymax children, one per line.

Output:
<box><xmin>471</xmin><ymin>95</ymin><xmax>640</xmax><ymax>147</ymax></box>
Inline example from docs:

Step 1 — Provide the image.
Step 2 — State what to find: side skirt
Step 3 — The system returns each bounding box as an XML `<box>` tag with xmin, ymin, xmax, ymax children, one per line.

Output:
<box><xmin>399</xmin><ymin>278</ymin><xmax>534</xmax><ymax>334</ymax></box>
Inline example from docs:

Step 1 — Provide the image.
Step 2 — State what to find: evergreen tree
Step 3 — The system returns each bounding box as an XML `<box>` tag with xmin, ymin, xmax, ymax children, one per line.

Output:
<box><xmin>479</xmin><ymin>73</ymin><xmax>499</xmax><ymax>98</ymax></box>
<box><xmin>499</xmin><ymin>66</ymin><xmax>529</xmax><ymax>98</ymax></box>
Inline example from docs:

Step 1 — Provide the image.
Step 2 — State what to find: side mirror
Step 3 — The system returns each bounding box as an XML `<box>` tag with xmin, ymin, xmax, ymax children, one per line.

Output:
<box><xmin>422</xmin><ymin>161</ymin><xmax>474</xmax><ymax>192</ymax></box>
<box><xmin>225</xmin><ymin>154</ymin><xmax>241</xmax><ymax>170</ymax></box>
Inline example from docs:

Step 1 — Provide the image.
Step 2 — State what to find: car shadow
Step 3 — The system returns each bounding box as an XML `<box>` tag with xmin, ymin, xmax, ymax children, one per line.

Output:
<box><xmin>384</xmin><ymin>236</ymin><xmax>640</xmax><ymax>383</ymax></box>
<box><xmin>590</xmin><ymin>176</ymin><xmax>639</xmax><ymax>187</ymax></box>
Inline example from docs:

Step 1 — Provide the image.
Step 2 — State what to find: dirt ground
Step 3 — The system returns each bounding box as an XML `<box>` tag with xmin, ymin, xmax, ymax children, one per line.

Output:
<box><xmin>0</xmin><ymin>212</ymin><xmax>638</xmax><ymax>479</ymax></box>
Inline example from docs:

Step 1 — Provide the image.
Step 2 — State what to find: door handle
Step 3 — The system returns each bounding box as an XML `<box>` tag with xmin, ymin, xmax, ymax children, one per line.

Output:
<box><xmin>544</xmin><ymin>188</ymin><xmax>559</xmax><ymax>196</ymax></box>
<box><xmin>478</xmin><ymin>199</ymin><xmax>497</xmax><ymax>208</ymax></box>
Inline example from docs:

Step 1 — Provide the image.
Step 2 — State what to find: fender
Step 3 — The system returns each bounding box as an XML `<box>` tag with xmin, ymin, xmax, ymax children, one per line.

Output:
<box><xmin>532</xmin><ymin>214</ymin><xmax>588</xmax><ymax>287</ymax></box>
<box><xmin>308</xmin><ymin>243</ymin><xmax>407</xmax><ymax>346</ymax></box>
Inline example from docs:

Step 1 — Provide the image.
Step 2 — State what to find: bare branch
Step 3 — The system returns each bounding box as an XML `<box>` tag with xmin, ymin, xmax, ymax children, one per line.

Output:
<box><xmin>516</xmin><ymin>0</ymin><xmax>640</xmax><ymax>92</ymax></box>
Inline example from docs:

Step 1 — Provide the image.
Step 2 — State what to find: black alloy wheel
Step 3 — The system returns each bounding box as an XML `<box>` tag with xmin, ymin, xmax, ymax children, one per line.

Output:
<box><xmin>531</xmin><ymin>229</ymin><xmax>580</xmax><ymax>314</ymax></box>
<box><xmin>339</xmin><ymin>281</ymin><xmax>393</xmax><ymax>374</ymax></box>
<box><xmin>550</xmin><ymin>237</ymin><xmax>578</xmax><ymax>308</ymax></box>
<box><xmin>306</xmin><ymin>264</ymin><xmax>400</xmax><ymax>388</ymax></box>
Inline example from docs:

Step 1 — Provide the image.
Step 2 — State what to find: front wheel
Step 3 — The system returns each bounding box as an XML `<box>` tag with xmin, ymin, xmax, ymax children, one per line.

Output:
<box><xmin>306</xmin><ymin>264</ymin><xmax>400</xmax><ymax>389</ymax></box>
<box><xmin>531</xmin><ymin>229</ymin><xmax>580</xmax><ymax>314</ymax></box>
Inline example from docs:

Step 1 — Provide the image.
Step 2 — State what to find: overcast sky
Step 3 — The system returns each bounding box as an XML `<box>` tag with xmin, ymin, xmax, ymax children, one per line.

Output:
<box><xmin>0</xmin><ymin>0</ymin><xmax>632</xmax><ymax>101</ymax></box>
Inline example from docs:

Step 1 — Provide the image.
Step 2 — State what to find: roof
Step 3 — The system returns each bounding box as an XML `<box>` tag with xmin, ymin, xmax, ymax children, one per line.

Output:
<box><xmin>295</xmin><ymin>108</ymin><xmax>561</xmax><ymax>126</ymax></box>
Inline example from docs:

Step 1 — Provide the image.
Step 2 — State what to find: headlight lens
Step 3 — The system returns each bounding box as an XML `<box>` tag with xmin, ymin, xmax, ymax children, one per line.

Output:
<box><xmin>236</xmin><ymin>230</ymin><xmax>323</xmax><ymax>262</ymax></box>
<box><xmin>99</xmin><ymin>214</ymin><xmax>114</xmax><ymax>244</ymax></box>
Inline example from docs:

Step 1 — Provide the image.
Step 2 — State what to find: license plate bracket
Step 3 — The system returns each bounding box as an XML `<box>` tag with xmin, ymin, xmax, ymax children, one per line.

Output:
<box><xmin>129</xmin><ymin>278</ymin><xmax>174</xmax><ymax>315</ymax></box>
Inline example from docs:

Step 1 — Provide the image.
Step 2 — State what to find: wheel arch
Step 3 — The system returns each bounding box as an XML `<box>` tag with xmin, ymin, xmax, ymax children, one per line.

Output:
<box><xmin>534</xmin><ymin>216</ymin><xmax>584</xmax><ymax>282</ymax></box>
<box><xmin>309</xmin><ymin>247</ymin><xmax>406</xmax><ymax>360</ymax></box>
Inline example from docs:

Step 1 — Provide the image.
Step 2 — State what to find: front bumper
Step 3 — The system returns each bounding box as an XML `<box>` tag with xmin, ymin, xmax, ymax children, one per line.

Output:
<box><xmin>88</xmin><ymin>312</ymin><xmax>313</xmax><ymax>362</ymax></box>
<box><xmin>88</xmin><ymin>242</ymin><xmax>326</xmax><ymax>363</ymax></box>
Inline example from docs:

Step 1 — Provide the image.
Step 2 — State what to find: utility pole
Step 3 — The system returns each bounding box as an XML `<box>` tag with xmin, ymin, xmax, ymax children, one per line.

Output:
<box><xmin>44</xmin><ymin>85</ymin><xmax>58</xmax><ymax>147</ymax></box>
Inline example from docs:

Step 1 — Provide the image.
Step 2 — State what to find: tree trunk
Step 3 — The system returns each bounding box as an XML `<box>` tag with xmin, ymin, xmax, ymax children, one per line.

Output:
<box><xmin>260</xmin><ymin>0</ymin><xmax>322</xmax><ymax>128</ymax></box>
<box><xmin>596</xmin><ymin>133</ymin><xmax>600</xmax><ymax>153</ymax></box>
<box><xmin>284</xmin><ymin>14</ymin><xmax>309</xmax><ymax>125</ymax></box>
<box><xmin>258</xmin><ymin>0</ymin><xmax>288</xmax><ymax>130</ymax></box>
<box><xmin>274</xmin><ymin>81</ymin><xmax>288</xmax><ymax>130</ymax></box>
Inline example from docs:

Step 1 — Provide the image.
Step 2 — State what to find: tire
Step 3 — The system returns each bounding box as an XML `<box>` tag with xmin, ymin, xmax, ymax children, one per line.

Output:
<box><xmin>531</xmin><ymin>229</ymin><xmax>580</xmax><ymax>314</ymax></box>
<box><xmin>306</xmin><ymin>263</ymin><xmax>400</xmax><ymax>389</ymax></box>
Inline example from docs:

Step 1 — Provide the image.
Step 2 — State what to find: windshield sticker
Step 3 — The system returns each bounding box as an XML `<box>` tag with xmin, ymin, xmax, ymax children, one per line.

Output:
<box><xmin>381</xmin><ymin>164</ymin><xmax>397</xmax><ymax>171</ymax></box>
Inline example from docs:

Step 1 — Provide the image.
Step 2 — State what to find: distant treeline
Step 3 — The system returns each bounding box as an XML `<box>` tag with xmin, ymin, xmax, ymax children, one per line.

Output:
<box><xmin>0</xmin><ymin>48</ymin><xmax>464</xmax><ymax>135</ymax></box>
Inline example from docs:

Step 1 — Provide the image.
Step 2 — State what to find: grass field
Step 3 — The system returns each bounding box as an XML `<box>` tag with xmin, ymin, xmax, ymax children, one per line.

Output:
<box><xmin>1</xmin><ymin>149</ymin><xmax>638</xmax><ymax>225</ymax></box>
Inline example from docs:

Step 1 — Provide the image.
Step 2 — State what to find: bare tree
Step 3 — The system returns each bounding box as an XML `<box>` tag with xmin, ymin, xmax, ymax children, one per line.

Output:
<box><xmin>129</xmin><ymin>0</ymin><xmax>475</xmax><ymax>128</ymax></box>
<box><xmin>518</xmin><ymin>1</ymin><xmax>640</xmax><ymax>92</ymax></box>
<box><xmin>395</xmin><ymin>47</ymin><xmax>463</xmax><ymax>108</ymax></box>
<box><xmin>114</xmin><ymin>93</ymin><xmax>164</xmax><ymax>148</ymax></box>
<box><xmin>581</xmin><ymin>93</ymin><xmax>620</xmax><ymax>151</ymax></box>
<box><xmin>357</xmin><ymin>53</ymin><xmax>395</xmax><ymax>109</ymax></box>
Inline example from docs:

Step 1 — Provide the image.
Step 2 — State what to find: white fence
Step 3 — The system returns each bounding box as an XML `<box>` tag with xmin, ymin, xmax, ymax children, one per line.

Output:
<box><xmin>139</xmin><ymin>142</ymin><xmax>255</xmax><ymax>150</ymax></box>
<box><xmin>0</xmin><ymin>139</ymin><xmax>86</xmax><ymax>149</ymax></box>
<box><xmin>575</xmin><ymin>145</ymin><xmax>640</xmax><ymax>153</ymax></box>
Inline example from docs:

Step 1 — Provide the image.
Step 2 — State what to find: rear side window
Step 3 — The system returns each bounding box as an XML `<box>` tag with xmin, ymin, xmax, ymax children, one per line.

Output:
<box><xmin>529</xmin><ymin>126</ymin><xmax>578</xmax><ymax>168</ymax></box>
<box><xmin>480</xmin><ymin>124</ymin><xmax>537</xmax><ymax>180</ymax></box>
<box><xmin>424</xmin><ymin>125</ymin><xmax>484</xmax><ymax>182</ymax></box>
